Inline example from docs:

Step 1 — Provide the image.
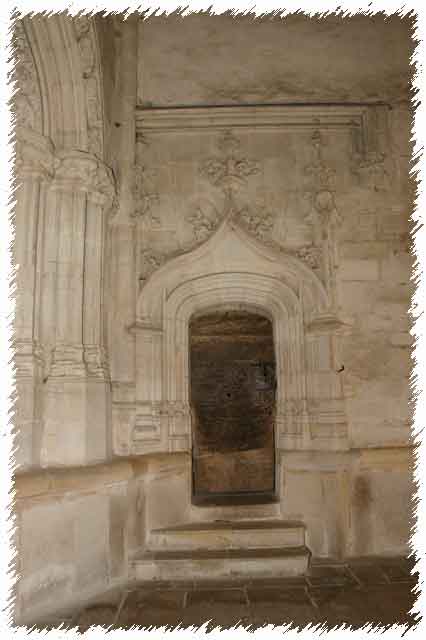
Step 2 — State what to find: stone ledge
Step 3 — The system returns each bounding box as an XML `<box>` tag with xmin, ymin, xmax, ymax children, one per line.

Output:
<box><xmin>14</xmin><ymin>460</ymin><xmax>134</xmax><ymax>500</ymax></box>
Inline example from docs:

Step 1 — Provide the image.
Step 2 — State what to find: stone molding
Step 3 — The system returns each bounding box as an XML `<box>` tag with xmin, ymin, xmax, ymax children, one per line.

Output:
<box><xmin>113</xmin><ymin>220</ymin><xmax>348</xmax><ymax>457</ymax></box>
<box><xmin>15</xmin><ymin>128</ymin><xmax>55</xmax><ymax>181</ymax></box>
<box><xmin>49</xmin><ymin>343</ymin><xmax>87</xmax><ymax>378</ymax></box>
<box><xmin>83</xmin><ymin>345</ymin><xmax>110</xmax><ymax>379</ymax></box>
<box><xmin>14</xmin><ymin>339</ymin><xmax>44</xmax><ymax>378</ymax></box>
<box><xmin>44</xmin><ymin>343</ymin><xmax>111</xmax><ymax>380</ymax></box>
<box><xmin>72</xmin><ymin>14</ymin><xmax>105</xmax><ymax>157</ymax></box>
<box><xmin>135</xmin><ymin>104</ymin><xmax>381</xmax><ymax>133</ymax></box>
<box><xmin>12</xmin><ymin>19</ymin><xmax>42</xmax><ymax>133</ymax></box>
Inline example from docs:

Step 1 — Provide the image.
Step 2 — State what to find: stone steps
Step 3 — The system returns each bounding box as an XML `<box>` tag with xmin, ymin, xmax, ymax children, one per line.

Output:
<box><xmin>131</xmin><ymin>546</ymin><xmax>311</xmax><ymax>582</ymax></box>
<box><xmin>148</xmin><ymin>519</ymin><xmax>306</xmax><ymax>552</ymax></box>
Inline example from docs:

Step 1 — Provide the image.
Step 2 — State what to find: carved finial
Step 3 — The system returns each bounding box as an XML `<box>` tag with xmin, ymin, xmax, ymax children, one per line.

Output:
<box><xmin>199</xmin><ymin>130</ymin><xmax>259</xmax><ymax>195</ymax></box>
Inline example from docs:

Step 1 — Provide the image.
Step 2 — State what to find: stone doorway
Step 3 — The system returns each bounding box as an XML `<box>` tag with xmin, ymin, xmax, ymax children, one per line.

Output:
<box><xmin>190</xmin><ymin>310</ymin><xmax>277</xmax><ymax>505</ymax></box>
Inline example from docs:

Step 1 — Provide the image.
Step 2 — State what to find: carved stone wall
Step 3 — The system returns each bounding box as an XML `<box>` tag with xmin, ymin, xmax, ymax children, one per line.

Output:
<box><xmin>12</xmin><ymin>15</ymin><xmax>117</xmax><ymax>469</ymax></box>
<box><xmin>117</xmin><ymin>100</ymin><xmax>412</xmax><ymax>454</ymax></box>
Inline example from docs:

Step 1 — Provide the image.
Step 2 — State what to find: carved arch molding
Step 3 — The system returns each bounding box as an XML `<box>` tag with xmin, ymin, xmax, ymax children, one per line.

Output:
<box><xmin>114</xmin><ymin>220</ymin><xmax>349</xmax><ymax>456</ymax></box>
<box><xmin>112</xmin><ymin>102</ymin><xmax>392</xmax><ymax>456</ymax></box>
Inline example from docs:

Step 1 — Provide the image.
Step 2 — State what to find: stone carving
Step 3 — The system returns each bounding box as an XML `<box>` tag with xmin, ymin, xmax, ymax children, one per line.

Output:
<box><xmin>296</xmin><ymin>244</ymin><xmax>322</xmax><ymax>270</ymax></box>
<box><xmin>133</xmin><ymin>164</ymin><xmax>160</xmax><ymax>223</ymax></box>
<box><xmin>139</xmin><ymin>249</ymin><xmax>167</xmax><ymax>284</ymax></box>
<box><xmin>15</xmin><ymin>128</ymin><xmax>55</xmax><ymax>181</ymax></box>
<box><xmin>84</xmin><ymin>345</ymin><xmax>109</xmax><ymax>379</ymax></box>
<box><xmin>49</xmin><ymin>343</ymin><xmax>86</xmax><ymax>378</ymax></box>
<box><xmin>53</xmin><ymin>150</ymin><xmax>116</xmax><ymax>207</ymax></box>
<box><xmin>73</xmin><ymin>14</ymin><xmax>104</xmax><ymax>157</ymax></box>
<box><xmin>304</xmin><ymin>130</ymin><xmax>341</xmax><ymax>307</ymax></box>
<box><xmin>12</xmin><ymin>19</ymin><xmax>42</xmax><ymax>132</ymax></box>
<box><xmin>199</xmin><ymin>130</ymin><xmax>259</xmax><ymax>197</ymax></box>
<box><xmin>352</xmin><ymin>150</ymin><xmax>389</xmax><ymax>191</ymax></box>
<box><xmin>187</xmin><ymin>206</ymin><xmax>219</xmax><ymax>242</ymax></box>
<box><xmin>237</xmin><ymin>203</ymin><xmax>275</xmax><ymax>244</ymax></box>
<box><xmin>14</xmin><ymin>340</ymin><xmax>44</xmax><ymax>378</ymax></box>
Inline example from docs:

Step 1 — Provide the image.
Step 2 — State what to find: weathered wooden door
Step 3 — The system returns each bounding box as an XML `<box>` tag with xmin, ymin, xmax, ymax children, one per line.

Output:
<box><xmin>190</xmin><ymin>311</ymin><xmax>276</xmax><ymax>505</ymax></box>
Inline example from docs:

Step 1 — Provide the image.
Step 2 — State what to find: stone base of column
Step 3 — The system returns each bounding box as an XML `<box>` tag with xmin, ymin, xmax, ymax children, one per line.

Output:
<box><xmin>41</xmin><ymin>376</ymin><xmax>111</xmax><ymax>467</ymax></box>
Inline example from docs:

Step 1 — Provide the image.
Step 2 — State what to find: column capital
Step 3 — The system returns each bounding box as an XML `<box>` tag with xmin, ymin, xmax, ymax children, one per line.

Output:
<box><xmin>51</xmin><ymin>149</ymin><xmax>117</xmax><ymax>208</ymax></box>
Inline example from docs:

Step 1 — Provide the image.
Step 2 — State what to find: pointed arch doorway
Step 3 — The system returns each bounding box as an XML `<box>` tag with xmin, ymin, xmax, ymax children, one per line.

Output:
<box><xmin>190</xmin><ymin>309</ymin><xmax>277</xmax><ymax>505</ymax></box>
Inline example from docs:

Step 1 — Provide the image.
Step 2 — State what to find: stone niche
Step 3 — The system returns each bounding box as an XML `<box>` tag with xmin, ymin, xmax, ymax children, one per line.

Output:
<box><xmin>190</xmin><ymin>310</ymin><xmax>276</xmax><ymax>503</ymax></box>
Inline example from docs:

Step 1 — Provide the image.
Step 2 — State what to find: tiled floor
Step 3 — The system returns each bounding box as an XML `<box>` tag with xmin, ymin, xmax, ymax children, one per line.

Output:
<box><xmin>32</xmin><ymin>557</ymin><xmax>420</xmax><ymax>633</ymax></box>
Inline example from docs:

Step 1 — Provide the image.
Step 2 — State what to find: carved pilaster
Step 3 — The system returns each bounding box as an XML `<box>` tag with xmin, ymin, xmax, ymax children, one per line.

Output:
<box><xmin>304</xmin><ymin>130</ymin><xmax>342</xmax><ymax>310</ymax></box>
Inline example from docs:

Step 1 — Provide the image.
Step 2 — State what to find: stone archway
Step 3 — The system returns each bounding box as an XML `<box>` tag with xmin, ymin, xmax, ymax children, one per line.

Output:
<box><xmin>125</xmin><ymin>218</ymin><xmax>348</xmax><ymax>464</ymax></box>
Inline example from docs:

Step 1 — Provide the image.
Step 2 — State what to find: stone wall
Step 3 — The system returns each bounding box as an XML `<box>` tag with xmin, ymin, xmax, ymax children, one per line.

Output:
<box><xmin>11</xmin><ymin>14</ymin><xmax>415</xmax><ymax>621</ymax></box>
<box><xmin>14</xmin><ymin>460</ymin><xmax>146</xmax><ymax>625</ymax></box>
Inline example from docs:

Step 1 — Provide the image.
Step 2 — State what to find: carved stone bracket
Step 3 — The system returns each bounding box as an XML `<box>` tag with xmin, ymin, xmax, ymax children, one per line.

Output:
<box><xmin>52</xmin><ymin>150</ymin><xmax>116</xmax><ymax>208</ymax></box>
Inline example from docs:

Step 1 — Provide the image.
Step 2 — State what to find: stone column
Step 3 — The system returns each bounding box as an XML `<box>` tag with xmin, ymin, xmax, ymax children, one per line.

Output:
<box><xmin>14</xmin><ymin>128</ymin><xmax>55</xmax><ymax>470</ymax></box>
<box><xmin>106</xmin><ymin>15</ymin><xmax>138</xmax><ymax>449</ymax></box>
<box><xmin>41</xmin><ymin>150</ymin><xmax>116</xmax><ymax>467</ymax></box>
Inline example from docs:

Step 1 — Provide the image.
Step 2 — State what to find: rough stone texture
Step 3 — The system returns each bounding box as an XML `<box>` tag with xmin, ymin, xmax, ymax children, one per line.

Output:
<box><xmin>137</xmin><ymin>14</ymin><xmax>413</xmax><ymax>106</ymax></box>
<box><xmin>14</xmin><ymin>462</ymin><xmax>138</xmax><ymax>625</ymax></box>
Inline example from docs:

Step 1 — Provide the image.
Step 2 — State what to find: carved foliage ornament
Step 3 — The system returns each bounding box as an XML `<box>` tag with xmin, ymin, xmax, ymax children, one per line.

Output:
<box><xmin>12</xmin><ymin>19</ymin><xmax>42</xmax><ymax>132</ymax></box>
<box><xmin>199</xmin><ymin>130</ymin><xmax>260</xmax><ymax>194</ymax></box>
<box><xmin>138</xmin><ymin>130</ymin><xmax>334</xmax><ymax>286</ymax></box>
<box><xmin>133</xmin><ymin>164</ymin><xmax>160</xmax><ymax>223</ymax></box>
<box><xmin>304</xmin><ymin>130</ymin><xmax>342</xmax><ymax>308</ymax></box>
<box><xmin>73</xmin><ymin>14</ymin><xmax>104</xmax><ymax>157</ymax></box>
<box><xmin>53</xmin><ymin>150</ymin><xmax>116</xmax><ymax>207</ymax></box>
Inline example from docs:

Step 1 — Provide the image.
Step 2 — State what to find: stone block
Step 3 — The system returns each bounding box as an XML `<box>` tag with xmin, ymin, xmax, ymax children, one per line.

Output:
<box><xmin>73</xmin><ymin>494</ymin><xmax>110</xmax><ymax>591</ymax></box>
<box><xmin>349</xmin><ymin>470</ymin><xmax>413</xmax><ymax>557</ymax></box>
<box><xmin>340</xmin><ymin>258</ymin><xmax>380</xmax><ymax>282</ymax></box>
<box><xmin>19</xmin><ymin>501</ymin><xmax>76</xmax><ymax>613</ymax></box>
<box><xmin>108</xmin><ymin>490</ymin><xmax>128</xmax><ymax>580</ymax></box>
